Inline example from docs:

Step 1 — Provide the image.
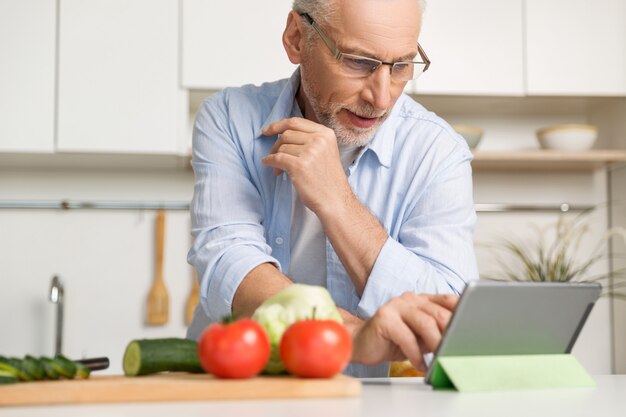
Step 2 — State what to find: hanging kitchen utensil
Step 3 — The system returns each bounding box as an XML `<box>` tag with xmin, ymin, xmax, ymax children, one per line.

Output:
<box><xmin>185</xmin><ymin>270</ymin><xmax>200</xmax><ymax>325</ymax></box>
<box><xmin>146</xmin><ymin>210</ymin><xmax>169</xmax><ymax>325</ymax></box>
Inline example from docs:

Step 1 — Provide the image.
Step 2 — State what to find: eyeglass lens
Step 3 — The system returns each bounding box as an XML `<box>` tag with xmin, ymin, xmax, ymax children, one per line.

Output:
<box><xmin>340</xmin><ymin>55</ymin><xmax>424</xmax><ymax>81</ymax></box>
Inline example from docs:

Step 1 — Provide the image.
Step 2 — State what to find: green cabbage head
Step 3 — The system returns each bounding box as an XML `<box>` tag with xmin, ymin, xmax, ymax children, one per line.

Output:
<box><xmin>252</xmin><ymin>284</ymin><xmax>343</xmax><ymax>374</ymax></box>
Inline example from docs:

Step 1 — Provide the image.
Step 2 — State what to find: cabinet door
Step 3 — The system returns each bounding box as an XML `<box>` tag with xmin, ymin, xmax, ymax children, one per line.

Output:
<box><xmin>182</xmin><ymin>0</ymin><xmax>296</xmax><ymax>89</ymax></box>
<box><xmin>412</xmin><ymin>0</ymin><xmax>524</xmax><ymax>96</ymax></box>
<box><xmin>526</xmin><ymin>0</ymin><xmax>626</xmax><ymax>96</ymax></box>
<box><xmin>57</xmin><ymin>0</ymin><xmax>187</xmax><ymax>154</ymax></box>
<box><xmin>0</xmin><ymin>0</ymin><xmax>55</xmax><ymax>152</ymax></box>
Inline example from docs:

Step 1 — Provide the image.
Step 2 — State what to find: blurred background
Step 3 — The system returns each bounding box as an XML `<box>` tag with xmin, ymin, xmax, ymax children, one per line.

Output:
<box><xmin>1</xmin><ymin>0</ymin><xmax>626</xmax><ymax>375</ymax></box>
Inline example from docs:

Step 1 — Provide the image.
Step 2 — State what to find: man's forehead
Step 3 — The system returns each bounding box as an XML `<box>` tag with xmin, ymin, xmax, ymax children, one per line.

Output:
<box><xmin>337</xmin><ymin>3</ymin><xmax>420</xmax><ymax>28</ymax></box>
<box><xmin>332</xmin><ymin>0</ymin><xmax>421</xmax><ymax>61</ymax></box>
<box><xmin>334</xmin><ymin>0</ymin><xmax>422</xmax><ymax>30</ymax></box>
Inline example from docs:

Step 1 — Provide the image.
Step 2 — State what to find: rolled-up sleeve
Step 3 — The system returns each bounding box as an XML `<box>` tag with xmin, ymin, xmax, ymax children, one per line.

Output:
<box><xmin>188</xmin><ymin>96</ymin><xmax>280</xmax><ymax>322</ymax></box>
<box><xmin>357</xmin><ymin>151</ymin><xmax>478</xmax><ymax>319</ymax></box>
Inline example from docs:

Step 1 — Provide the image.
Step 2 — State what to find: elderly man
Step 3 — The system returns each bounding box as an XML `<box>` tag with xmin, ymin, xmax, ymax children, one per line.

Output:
<box><xmin>187</xmin><ymin>0</ymin><xmax>478</xmax><ymax>377</ymax></box>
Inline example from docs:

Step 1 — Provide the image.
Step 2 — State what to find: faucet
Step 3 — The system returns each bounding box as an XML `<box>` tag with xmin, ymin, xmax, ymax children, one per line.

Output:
<box><xmin>49</xmin><ymin>275</ymin><xmax>64</xmax><ymax>356</ymax></box>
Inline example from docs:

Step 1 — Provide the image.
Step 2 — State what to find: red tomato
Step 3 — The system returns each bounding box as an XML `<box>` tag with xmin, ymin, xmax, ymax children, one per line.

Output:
<box><xmin>197</xmin><ymin>318</ymin><xmax>270</xmax><ymax>379</ymax></box>
<box><xmin>279</xmin><ymin>320</ymin><xmax>352</xmax><ymax>378</ymax></box>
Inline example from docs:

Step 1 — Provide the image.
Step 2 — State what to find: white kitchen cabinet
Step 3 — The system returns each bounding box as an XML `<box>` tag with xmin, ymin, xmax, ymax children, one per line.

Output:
<box><xmin>182</xmin><ymin>0</ymin><xmax>296</xmax><ymax>89</ymax></box>
<box><xmin>525</xmin><ymin>0</ymin><xmax>626</xmax><ymax>96</ymax></box>
<box><xmin>0</xmin><ymin>0</ymin><xmax>55</xmax><ymax>152</ymax></box>
<box><xmin>412</xmin><ymin>0</ymin><xmax>524</xmax><ymax>96</ymax></box>
<box><xmin>57</xmin><ymin>0</ymin><xmax>188</xmax><ymax>154</ymax></box>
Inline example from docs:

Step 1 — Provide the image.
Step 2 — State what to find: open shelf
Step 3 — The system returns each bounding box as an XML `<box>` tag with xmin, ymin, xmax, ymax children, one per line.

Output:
<box><xmin>0</xmin><ymin>152</ymin><xmax>193</xmax><ymax>171</ymax></box>
<box><xmin>472</xmin><ymin>149</ymin><xmax>626</xmax><ymax>171</ymax></box>
<box><xmin>3</xmin><ymin>148</ymin><xmax>626</xmax><ymax>173</ymax></box>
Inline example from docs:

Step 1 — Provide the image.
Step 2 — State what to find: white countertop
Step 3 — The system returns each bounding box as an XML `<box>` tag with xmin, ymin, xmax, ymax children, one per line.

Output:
<box><xmin>2</xmin><ymin>375</ymin><xmax>625</xmax><ymax>417</ymax></box>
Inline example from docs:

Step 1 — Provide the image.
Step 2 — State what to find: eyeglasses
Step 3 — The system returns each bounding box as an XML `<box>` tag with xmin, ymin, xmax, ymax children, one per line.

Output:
<box><xmin>299</xmin><ymin>13</ymin><xmax>431</xmax><ymax>81</ymax></box>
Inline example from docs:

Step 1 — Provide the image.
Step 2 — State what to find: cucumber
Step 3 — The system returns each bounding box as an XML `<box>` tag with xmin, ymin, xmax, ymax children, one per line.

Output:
<box><xmin>75</xmin><ymin>361</ymin><xmax>91</xmax><ymax>379</ymax></box>
<box><xmin>40</xmin><ymin>357</ymin><xmax>60</xmax><ymax>380</ymax></box>
<box><xmin>22</xmin><ymin>355</ymin><xmax>45</xmax><ymax>381</ymax></box>
<box><xmin>0</xmin><ymin>355</ymin><xmax>93</xmax><ymax>382</ymax></box>
<box><xmin>0</xmin><ymin>370</ymin><xmax>18</xmax><ymax>385</ymax></box>
<box><xmin>0</xmin><ymin>358</ymin><xmax>31</xmax><ymax>381</ymax></box>
<box><xmin>0</xmin><ymin>357</ymin><xmax>20</xmax><ymax>378</ymax></box>
<box><xmin>52</xmin><ymin>355</ymin><xmax>77</xmax><ymax>378</ymax></box>
<box><xmin>123</xmin><ymin>338</ymin><xmax>203</xmax><ymax>376</ymax></box>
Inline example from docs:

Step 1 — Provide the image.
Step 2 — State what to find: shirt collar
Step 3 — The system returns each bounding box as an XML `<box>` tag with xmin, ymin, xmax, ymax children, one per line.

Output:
<box><xmin>261</xmin><ymin>66</ymin><xmax>397</xmax><ymax>169</ymax></box>
<box><xmin>363</xmin><ymin>113</ymin><xmax>396</xmax><ymax>169</ymax></box>
<box><xmin>261</xmin><ymin>68</ymin><xmax>302</xmax><ymax>131</ymax></box>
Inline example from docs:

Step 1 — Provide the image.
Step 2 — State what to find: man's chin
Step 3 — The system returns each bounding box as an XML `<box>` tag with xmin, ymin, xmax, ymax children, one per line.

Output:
<box><xmin>326</xmin><ymin>112</ymin><xmax>384</xmax><ymax>146</ymax></box>
<box><xmin>335</xmin><ymin>126</ymin><xmax>378</xmax><ymax>147</ymax></box>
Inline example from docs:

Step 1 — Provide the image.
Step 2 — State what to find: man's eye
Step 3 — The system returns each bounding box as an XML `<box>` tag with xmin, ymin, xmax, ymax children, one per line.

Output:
<box><xmin>393</xmin><ymin>63</ymin><xmax>412</xmax><ymax>74</ymax></box>
<box><xmin>343</xmin><ymin>57</ymin><xmax>377</xmax><ymax>73</ymax></box>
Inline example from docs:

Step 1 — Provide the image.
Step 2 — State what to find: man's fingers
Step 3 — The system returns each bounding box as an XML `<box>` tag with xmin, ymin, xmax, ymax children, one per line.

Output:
<box><xmin>351</xmin><ymin>293</ymin><xmax>459</xmax><ymax>369</ymax></box>
<box><xmin>374</xmin><ymin>299</ymin><xmax>444</xmax><ymax>369</ymax></box>
<box><xmin>272</xmin><ymin>143</ymin><xmax>304</xmax><ymax>158</ymax></box>
<box><xmin>262</xmin><ymin>117</ymin><xmax>320</xmax><ymax>136</ymax></box>
<box><xmin>396</xmin><ymin>292</ymin><xmax>455</xmax><ymax>334</ymax></box>
<box><xmin>425</xmin><ymin>293</ymin><xmax>460</xmax><ymax>312</ymax></box>
<box><xmin>386</xmin><ymin>326</ymin><xmax>425</xmax><ymax>370</ymax></box>
<box><xmin>268</xmin><ymin>130</ymin><xmax>310</xmax><ymax>155</ymax></box>
<box><xmin>376</xmin><ymin>308</ymin><xmax>425</xmax><ymax>369</ymax></box>
<box><xmin>390</xmin><ymin>293</ymin><xmax>453</xmax><ymax>351</ymax></box>
<box><xmin>262</xmin><ymin>152</ymin><xmax>298</xmax><ymax>173</ymax></box>
<box><xmin>415</xmin><ymin>298</ymin><xmax>454</xmax><ymax>333</ymax></box>
<box><xmin>401</xmin><ymin>308</ymin><xmax>443</xmax><ymax>353</ymax></box>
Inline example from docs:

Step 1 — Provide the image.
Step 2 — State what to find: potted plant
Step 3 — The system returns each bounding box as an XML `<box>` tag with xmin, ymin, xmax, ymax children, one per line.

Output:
<box><xmin>481</xmin><ymin>209</ymin><xmax>626</xmax><ymax>300</ymax></box>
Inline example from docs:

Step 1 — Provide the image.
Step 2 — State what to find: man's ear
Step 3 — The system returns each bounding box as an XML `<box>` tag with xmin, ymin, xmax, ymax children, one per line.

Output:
<box><xmin>283</xmin><ymin>10</ymin><xmax>304</xmax><ymax>65</ymax></box>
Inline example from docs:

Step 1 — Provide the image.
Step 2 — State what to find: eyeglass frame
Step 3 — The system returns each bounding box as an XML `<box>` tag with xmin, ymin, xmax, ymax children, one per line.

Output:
<box><xmin>298</xmin><ymin>12</ymin><xmax>431</xmax><ymax>80</ymax></box>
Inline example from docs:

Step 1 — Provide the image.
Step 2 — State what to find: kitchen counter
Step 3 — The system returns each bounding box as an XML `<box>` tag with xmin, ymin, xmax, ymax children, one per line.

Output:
<box><xmin>1</xmin><ymin>375</ymin><xmax>625</xmax><ymax>417</ymax></box>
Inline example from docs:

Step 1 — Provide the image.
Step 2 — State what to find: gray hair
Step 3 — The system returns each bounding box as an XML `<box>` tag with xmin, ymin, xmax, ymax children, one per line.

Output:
<box><xmin>292</xmin><ymin>0</ymin><xmax>426</xmax><ymax>45</ymax></box>
<box><xmin>292</xmin><ymin>0</ymin><xmax>338</xmax><ymax>45</ymax></box>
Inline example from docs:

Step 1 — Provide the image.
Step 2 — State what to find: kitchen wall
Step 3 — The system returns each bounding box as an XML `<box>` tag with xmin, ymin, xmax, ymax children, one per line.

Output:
<box><xmin>610</xmin><ymin>163</ymin><xmax>626</xmax><ymax>373</ymax></box>
<box><xmin>430</xmin><ymin>95</ymin><xmax>621</xmax><ymax>374</ymax></box>
<box><xmin>473</xmin><ymin>171</ymin><xmax>612</xmax><ymax>374</ymax></box>
<box><xmin>0</xmin><ymin>154</ymin><xmax>615</xmax><ymax>375</ymax></box>
<box><xmin>0</xmin><ymin>166</ymin><xmax>194</xmax><ymax>374</ymax></box>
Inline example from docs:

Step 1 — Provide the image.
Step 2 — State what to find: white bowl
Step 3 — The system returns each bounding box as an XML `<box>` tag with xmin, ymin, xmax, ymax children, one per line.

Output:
<box><xmin>536</xmin><ymin>124</ymin><xmax>597</xmax><ymax>151</ymax></box>
<box><xmin>453</xmin><ymin>125</ymin><xmax>483</xmax><ymax>149</ymax></box>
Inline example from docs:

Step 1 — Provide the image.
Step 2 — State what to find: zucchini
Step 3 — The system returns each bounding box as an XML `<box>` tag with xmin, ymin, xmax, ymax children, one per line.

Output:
<box><xmin>123</xmin><ymin>338</ymin><xmax>203</xmax><ymax>376</ymax></box>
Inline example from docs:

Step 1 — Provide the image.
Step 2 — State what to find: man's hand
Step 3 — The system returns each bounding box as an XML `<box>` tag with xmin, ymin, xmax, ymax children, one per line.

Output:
<box><xmin>262</xmin><ymin>116</ymin><xmax>387</xmax><ymax>296</ymax></box>
<box><xmin>350</xmin><ymin>293</ymin><xmax>459</xmax><ymax>371</ymax></box>
<box><xmin>262</xmin><ymin>117</ymin><xmax>351</xmax><ymax>216</ymax></box>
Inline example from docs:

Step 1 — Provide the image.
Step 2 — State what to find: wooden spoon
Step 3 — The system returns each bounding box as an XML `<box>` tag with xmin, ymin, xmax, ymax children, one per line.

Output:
<box><xmin>146</xmin><ymin>209</ymin><xmax>169</xmax><ymax>325</ymax></box>
<box><xmin>185</xmin><ymin>270</ymin><xmax>200</xmax><ymax>325</ymax></box>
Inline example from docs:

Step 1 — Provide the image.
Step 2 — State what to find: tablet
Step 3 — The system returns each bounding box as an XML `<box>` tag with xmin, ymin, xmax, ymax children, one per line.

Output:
<box><xmin>424</xmin><ymin>280</ymin><xmax>601</xmax><ymax>385</ymax></box>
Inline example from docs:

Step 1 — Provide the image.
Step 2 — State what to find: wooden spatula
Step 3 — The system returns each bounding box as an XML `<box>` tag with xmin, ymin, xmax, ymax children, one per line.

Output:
<box><xmin>147</xmin><ymin>210</ymin><xmax>169</xmax><ymax>325</ymax></box>
<box><xmin>185</xmin><ymin>270</ymin><xmax>200</xmax><ymax>325</ymax></box>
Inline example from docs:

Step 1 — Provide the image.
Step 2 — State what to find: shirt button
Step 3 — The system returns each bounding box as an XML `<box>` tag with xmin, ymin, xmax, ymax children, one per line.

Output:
<box><xmin>275</xmin><ymin>237</ymin><xmax>284</xmax><ymax>245</ymax></box>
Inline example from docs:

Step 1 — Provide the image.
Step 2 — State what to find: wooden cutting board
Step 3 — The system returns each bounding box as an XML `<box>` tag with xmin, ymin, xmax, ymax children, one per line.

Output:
<box><xmin>0</xmin><ymin>373</ymin><xmax>361</xmax><ymax>407</ymax></box>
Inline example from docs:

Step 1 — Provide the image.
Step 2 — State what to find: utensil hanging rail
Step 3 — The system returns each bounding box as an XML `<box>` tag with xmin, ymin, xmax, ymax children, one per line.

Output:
<box><xmin>0</xmin><ymin>200</ymin><xmax>594</xmax><ymax>212</ymax></box>
<box><xmin>0</xmin><ymin>200</ymin><xmax>190</xmax><ymax>210</ymax></box>
<box><xmin>474</xmin><ymin>203</ymin><xmax>594</xmax><ymax>213</ymax></box>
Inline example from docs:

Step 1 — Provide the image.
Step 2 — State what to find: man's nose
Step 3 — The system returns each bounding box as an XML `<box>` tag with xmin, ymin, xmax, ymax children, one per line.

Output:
<box><xmin>362</xmin><ymin>65</ymin><xmax>393</xmax><ymax>111</ymax></box>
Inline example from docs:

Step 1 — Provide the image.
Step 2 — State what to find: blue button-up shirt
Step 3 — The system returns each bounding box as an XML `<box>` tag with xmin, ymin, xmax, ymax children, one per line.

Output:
<box><xmin>187</xmin><ymin>69</ymin><xmax>478</xmax><ymax>377</ymax></box>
